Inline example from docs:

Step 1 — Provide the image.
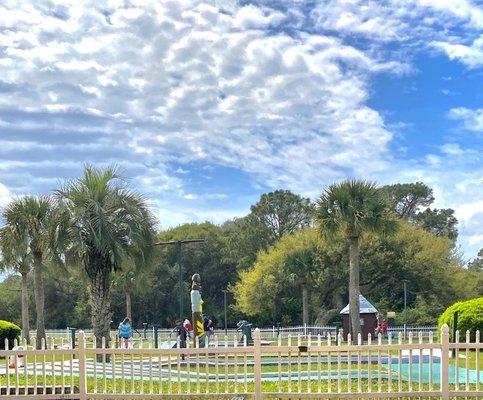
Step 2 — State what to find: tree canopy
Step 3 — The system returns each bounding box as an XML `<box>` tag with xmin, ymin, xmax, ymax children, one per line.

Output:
<box><xmin>0</xmin><ymin>178</ymin><xmax>480</xmax><ymax>333</ymax></box>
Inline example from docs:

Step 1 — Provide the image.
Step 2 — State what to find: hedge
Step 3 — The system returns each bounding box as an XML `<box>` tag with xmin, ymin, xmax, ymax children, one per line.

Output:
<box><xmin>0</xmin><ymin>320</ymin><xmax>21</xmax><ymax>350</ymax></box>
<box><xmin>437</xmin><ymin>297</ymin><xmax>483</xmax><ymax>341</ymax></box>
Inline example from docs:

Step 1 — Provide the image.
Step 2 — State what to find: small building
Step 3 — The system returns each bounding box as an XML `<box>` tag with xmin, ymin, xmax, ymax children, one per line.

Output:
<box><xmin>340</xmin><ymin>294</ymin><xmax>378</xmax><ymax>341</ymax></box>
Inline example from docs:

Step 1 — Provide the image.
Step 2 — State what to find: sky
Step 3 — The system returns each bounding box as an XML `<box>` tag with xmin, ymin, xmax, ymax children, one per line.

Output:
<box><xmin>0</xmin><ymin>0</ymin><xmax>482</xmax><ymax>262</ymax></box>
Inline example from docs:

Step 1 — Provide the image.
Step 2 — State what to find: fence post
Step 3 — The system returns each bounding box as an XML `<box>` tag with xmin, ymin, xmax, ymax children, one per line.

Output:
<box><xmin>440</xmin><ymin>324</ymin><xmax>450</xmax><ymax>400</ymax></box>
<box><xmin>253</xmin><ymin>328</ymin><xmax>262</xmax><ymax>400</ymax></box>
<box><xmin>78</xmin><ymin>331</ymin><xmax>87</xmax><ymax>400</ymax></box>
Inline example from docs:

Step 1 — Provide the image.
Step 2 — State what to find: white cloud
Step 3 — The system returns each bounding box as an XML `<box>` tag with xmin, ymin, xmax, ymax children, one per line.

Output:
<box><xmin>0</xmin><ymin>0</ymin><xmax>481</xmax><ymax>259</ymax></box>
<box><xmin>415</xmin><ymin>0</ymin><xmax>483</xmax><ymax>29</ymax></box>
<box><xmin>0</xmin><ymin>0</ymin><xmax>405</xmax><ymax>196</ymax></box>
<box><xmin>0</xmin><ymin>182</ymin><xmax>11</xmax><ymax>207</ymax></box>
<box><xmin>448</xmin><ymin>107</ymin><xmax>483</xmax><ymax>132</ymax></box>
<box><xmin>433</xmin><ymin>36</ymin><xmax>483</xmax><ymax>68</ymax></box>
<box><xmin>455</xmin><ymin>200</ymin><xmax>483</xmax><ymax>223</ymax></box>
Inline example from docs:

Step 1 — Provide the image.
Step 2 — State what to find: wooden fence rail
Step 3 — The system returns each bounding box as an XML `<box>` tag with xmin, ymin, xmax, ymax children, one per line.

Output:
<box><xmin>1</xmin><ymin>324</ymin><xmax>480</xmax><ymax>399</ymax></box>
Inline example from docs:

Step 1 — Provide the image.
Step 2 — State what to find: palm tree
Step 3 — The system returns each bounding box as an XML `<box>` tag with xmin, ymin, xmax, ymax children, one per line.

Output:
<box><xmin>284</xmin><ymin>233</ymin><xmax>318</xmax><ymax>327</ymax></box>
<box><xmin>0</xmin><ymin>226</ymin><xmax>32</xmax><ymax>343</ymax></box>
<box><xmin>2</xmin><ymin>196</ymin><xmax>56</xmax><ymax>348</ymax></box>
<box><xmin>113</xmin><ymin>268</ymin><xmax>136</xmax><ymax>322</ymax></box>
<box><xmin>315</xmin><ymin>180</ymin><xmax>396</xmax><ymax>339</ymax></box>
<box><xmin>55</xmin><ymin>165</ymin><xmax>155</xmax><ymax>346</ymax></box>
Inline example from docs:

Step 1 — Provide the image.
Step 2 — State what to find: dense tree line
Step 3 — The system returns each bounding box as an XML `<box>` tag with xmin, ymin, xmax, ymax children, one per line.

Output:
<box><xmin>1</xmin><ymin>172</ymin><xmax>481</xmax><ymax>338</ymax></box>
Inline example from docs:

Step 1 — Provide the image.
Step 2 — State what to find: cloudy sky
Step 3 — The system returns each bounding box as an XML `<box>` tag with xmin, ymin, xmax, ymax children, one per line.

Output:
<box><xmin>0</xmin><ymin>0</ymin><xmax>482</xmax><ymax>261</ymax></box>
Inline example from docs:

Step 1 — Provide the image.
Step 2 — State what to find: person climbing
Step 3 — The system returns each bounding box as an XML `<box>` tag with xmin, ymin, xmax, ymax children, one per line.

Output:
<box><xmin>118</xmin><ymin>317</ymin><xmax>133</xmax><ymax>349</ymax></box>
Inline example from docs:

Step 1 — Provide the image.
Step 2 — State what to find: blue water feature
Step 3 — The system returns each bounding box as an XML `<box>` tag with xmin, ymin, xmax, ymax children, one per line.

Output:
<box><xmin>389</xmin><ymin>363</ymin><xmax>483</xmax><ymax>384</ymax></box>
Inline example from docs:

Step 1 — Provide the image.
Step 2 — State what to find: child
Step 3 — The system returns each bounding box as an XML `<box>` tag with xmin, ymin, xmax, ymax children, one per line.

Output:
<box><xmin>118</xmin><ymin>317</ymin><xmax>133</xmax><ymax>349</ymax></box>
<box><xmin>183</xmin><ymin>318</ymin><xmax>193</xmax><ymax>333</ymax></box>
<box><xmin>174</xmin><ymin>320</ymin><xmax>188</xmax><ymax>360</ymax></box>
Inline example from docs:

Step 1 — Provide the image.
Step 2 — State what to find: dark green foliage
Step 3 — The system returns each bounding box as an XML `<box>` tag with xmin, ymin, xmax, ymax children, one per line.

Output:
<box><xmin>382</xmin><ymin>182</ymin><xmax>458</xmax><ymax>240</ymax></box>
<box><xmin>155</xmin><ymin>222</ymin><xmax>239</xmax><ymax>328</ymax></box>
<box><xmin>0</xmin><ymin>320</ymin><xmax>21</xmax><ymax>349</ymax></box>
<box><xmin>249</xmin><ymin>190</ymin><xmax>313</xmax><ymax>243</ymax></box>
<box><xmin>383</xmin><ymin>182</ymin><xmax>434</xmax><ymax>218</ymax></box>
<box><xmin>0</xmin><ymin>275</ymin><xmax>22</xmax><ymax>325</ymax></box>
<box><xmin>415</xmin><ymin>208</ymin><xmax>458</xmax><ymax>241</ymax></box>
<box><xmin>438</xmin><ymin>297</ymin><xmax>483</xmax><ymax>340</ymax></box>
<box><xmin>467</xmin><ymin>249</ymin><xmax>483</xmax><ymax>272</ymax></box>
<box><xmin>316</xmin><ymin>179</ymin><xmax>396</xmax><ymax>239</ymax></box>
<box><xmin>0</xmin><ymin>178</ymin><xmax>475</xmax><ymax>331</ymax></box>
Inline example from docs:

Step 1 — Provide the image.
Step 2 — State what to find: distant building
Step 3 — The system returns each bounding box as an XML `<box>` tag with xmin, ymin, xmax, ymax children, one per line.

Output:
<box><xmin>340</xmin><ymin>294</ymin><xmax>378</xmax><ymax>341</ymax></box>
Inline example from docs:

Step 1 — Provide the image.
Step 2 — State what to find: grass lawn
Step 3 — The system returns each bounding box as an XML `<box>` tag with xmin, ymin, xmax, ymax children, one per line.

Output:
<box><xmin>0</xmin><ymin>373</ymin><xmax>481</xmax><ymax>399</ymax></box>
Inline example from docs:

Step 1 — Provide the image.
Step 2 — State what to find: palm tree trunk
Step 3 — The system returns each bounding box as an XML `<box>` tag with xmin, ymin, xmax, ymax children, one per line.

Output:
<box><xmin>91</xmin><ymin>272</ymin><xmax>112</xmax><ymax>348</ymax></box>
<box><xmin>349</xmin><ymin>236</ymin><xmax>361</xmax><ymax>341</ymax></box>
<box><xmin>301</xmin><ymin>283</ymin><xmax>309</xmax><ymax>327</ymax></box>
<box><xmin>125</xmin><ymin>290</ymin><xmax>132</xmax><ymax>322</ymax></box>
<box><xmin>33</xmin><ymin>254</ymin><xmax>45</xmax><ymax>349</ymax></box>
<box><xmin>21</xmin><ymin>272</ymin><xmax>30</xmax><ymax>344</ymax></box>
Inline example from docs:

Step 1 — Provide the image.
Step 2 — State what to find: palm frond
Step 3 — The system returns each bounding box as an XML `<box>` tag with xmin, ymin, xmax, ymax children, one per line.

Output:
<box><xmin>315</xmin><ymin>179</ymin><xmax>396</xmax><ymax>240</ymax></box>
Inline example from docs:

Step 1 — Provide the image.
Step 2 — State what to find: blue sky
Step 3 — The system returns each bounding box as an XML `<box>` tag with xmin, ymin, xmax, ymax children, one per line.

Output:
<box><xmin>0</xmin><ymin>0</ymin><xmax>482</xmax><ymax>261</ymax></box>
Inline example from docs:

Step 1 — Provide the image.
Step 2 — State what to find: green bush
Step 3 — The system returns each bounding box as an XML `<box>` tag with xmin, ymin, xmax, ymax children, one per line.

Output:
<box><xmin>0</xmin><ymin>320</ymin><xmax>21</xmax><ymax>350</ymax></box>
<box><xmin>437</xmin><ymin>297</ymin><xmax>483</xmax><ymax>341</ymax></box>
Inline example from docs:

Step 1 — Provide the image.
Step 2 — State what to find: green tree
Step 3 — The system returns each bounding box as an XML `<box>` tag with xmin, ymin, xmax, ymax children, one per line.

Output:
<box><xmin>383</xmin><ymin>182</ymin><xmax>434</xmax><ymax>218</ymax></box>
<box><xmin>112</xmin><ymin>262</ymin><xmax>153</xmax><ymax>324</ymax></box>
<box><xmin>360</xmin><ymin>222</ymin><xmax>467</xmax><ymax>320</ymax></box>
<box><xmin>2</xmin><ymin>196</ymin><xmax>56</xmax><ymax>348</ymax></box>
<box><xmin>0</xmin><ymin>275</ymin><xmax>22</xmax><ymax>327</ymax></box>
<box><xmin>223</xmin><ymin>190</ymin><xmax>313</xmax><ymax>273</ymax></box>
<box><xmin>249</xmin><ymin>190</ymin><xmax>313</xmax><ymax>243</ymax></box>
<box><xmin>235</xmin><ymin>229</ymin><xmax>330</xmax><ymax>326</ymax></box>
<box><xmin>468</xmin><ymin>249</ymin><xmax>483</xmax><ymax>272</ymax></box>
<box><xmin>315</xmin><ymin>180</ymin><xmax>396</xmax><ymax>338</ymax></box>
<box><xmin>284</xmin><ymin>236</ymin><xmax>318</xmax><ymax>326</ymax></box>
<box><xmin>414</xmin><ymin>208</ymin><xmax>458</xmax><ymax>240</ymax></box>
<box><xmin>156</xmin><ymin>222</ymin><xmax>238</xmax><ymax>327</ymax></box>
<box><xmin>0</xmin><ymin>226</ymin><xmax>32</xmax><ymax>343</ymax></box>
<box><xmin>56</xmin><ymin>166</ymin><xmax>156</xmax><ymax>346</ymax></box>
<box><xmin>222</xmin><ymin>216</ymin><xmax>271</xmax><ymax>270</ymax></box>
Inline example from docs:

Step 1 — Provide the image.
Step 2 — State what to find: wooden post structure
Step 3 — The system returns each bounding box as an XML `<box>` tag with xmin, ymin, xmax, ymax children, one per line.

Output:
<box><xmin>253</xmin><ymin>328</ymin><xmax>262</xmax><ymax>400</ymax></box>
<box><xmin>78</xmin><ymin>331</ymin><xmax>87</xmax><ymax>400</ymax></box>
<box><xmin>440</xmin><ymin>324</ymin><xmax>450</xmax><ymax>400</ymax></box>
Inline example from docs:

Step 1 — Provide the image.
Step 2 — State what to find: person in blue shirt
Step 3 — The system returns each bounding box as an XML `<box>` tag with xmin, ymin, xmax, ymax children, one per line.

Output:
<box><xmin>118</xmin><ymin>317</ymin><xmax>133</xmax><ymax>348</ymax></box>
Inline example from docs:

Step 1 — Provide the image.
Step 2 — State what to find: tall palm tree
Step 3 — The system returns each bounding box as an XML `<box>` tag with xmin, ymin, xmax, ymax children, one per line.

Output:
<box><xmin>284</xmin><ymin>234</ymin><xmax>318</xmax><ymax>327</ymax></box>
<box><xmin>2</xmin><ymin>196</ymin><xmax>56</xmax><ymax>348</ymax></box>
<box><xmin>0</xmin><ymin>226</ymin><xmax>32</xmax><ymax>343</ymax></box>
<box><xmin>113</xmin><ymin>262</ymin><xmax>151</xmax><ymax>325</ymax></box>
<box><xmin>315</xmin><ymin>180</ymin><xmax>396</xmax><ymax>339</ymax></box>
<box><xmin>56</xmin><ymin>165</ymin><xmax>156</xmax><ymax>346</ymax></box>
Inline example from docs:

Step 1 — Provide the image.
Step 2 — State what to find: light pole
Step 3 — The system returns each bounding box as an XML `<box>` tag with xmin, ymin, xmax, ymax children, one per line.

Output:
<box><xmin>222</xmin><ymin>289</ymin><xmax>228</xmax><ymax>335</ymax></box>
<box><xmin>403</xmin><ymin>280</ymin><xmax>408</xmax><ymax>315</ymax></box>
<box><xmin>155</xmin><ymin>239</ymin><xmax>205</xmax><ymax>320</ymax></box>
<box><xmin>403</xmin><ymin>279</ymin><xmax>409</xmax><ymax>338</ymax></box>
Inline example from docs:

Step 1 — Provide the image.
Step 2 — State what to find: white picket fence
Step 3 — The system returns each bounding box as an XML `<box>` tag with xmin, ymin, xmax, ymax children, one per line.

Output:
<box><xmin>28</xmin><ymin>325</ymin><xmax>437</xmax><ymax>348</ymax></box>
<box><xmin>2</xmin><ymin>324</ymin><xmax>481</xmax><ymax>399</ymax></box>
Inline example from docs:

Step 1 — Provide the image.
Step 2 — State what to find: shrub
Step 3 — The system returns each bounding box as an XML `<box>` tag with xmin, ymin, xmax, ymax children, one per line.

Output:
<box><xmin>437</xmin><ymin>297</ymin><xmax>483</xmax><ymax>341</ymax></box>
<box><xmin>0</xmin><ymin>320</ymin><xmax>21</xmax><ymax>350</ymax></box>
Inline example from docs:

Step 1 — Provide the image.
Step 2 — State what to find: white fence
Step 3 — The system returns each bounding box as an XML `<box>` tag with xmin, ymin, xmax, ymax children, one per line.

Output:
<box><xmin>3</xmin><ymin>324</ymin><xmax>480</xmax><ymax>399</ymax></box>
<box><xmin>388</xmin><ymin>326</ymin><xmax>437</xmax><ymax>339</ymax></box>
<box><xmin>29</xmin><ymin>325</ymin><xmax>436</xmax><ymax>346</ymax></box>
